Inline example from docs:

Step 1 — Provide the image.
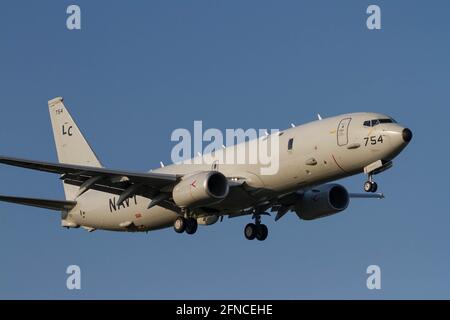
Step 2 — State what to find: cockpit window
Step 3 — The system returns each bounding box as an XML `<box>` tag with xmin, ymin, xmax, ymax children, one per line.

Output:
<box><xmin>363</xmin><ymin>118</ymin><xmax>396</xmax><ymax>127</ymax></box>
<box><xmin>379</xmin><ymin>118</ymin><xmax>396</xmax><ymax>124</ymax></box>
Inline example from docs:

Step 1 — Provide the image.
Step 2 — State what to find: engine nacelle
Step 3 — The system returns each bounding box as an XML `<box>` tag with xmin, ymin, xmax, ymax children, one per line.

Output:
<box><xmin>172</xmin><ymin>171</ymin><xmax>229</xmax><ymax>208</ymax></box>
<box><xmin>294</xmin><ymin>184</ymin><xmax>349</xmax><ymax>220</ymax></box>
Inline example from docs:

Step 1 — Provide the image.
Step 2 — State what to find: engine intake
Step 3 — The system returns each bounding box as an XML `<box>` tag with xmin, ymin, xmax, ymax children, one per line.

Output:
<box><xmin>172</xmin><ymin>171</ymin><xmax>229</xmax><ymax>208</ymax></box>
<box><xmin>294</xmin><ymin>184</ymin><xmax>349</xmax><ymax>220</ymax></box>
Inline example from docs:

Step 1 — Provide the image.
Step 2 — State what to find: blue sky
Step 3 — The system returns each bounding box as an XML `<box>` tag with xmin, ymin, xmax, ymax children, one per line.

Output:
<box><xmin>0</xmin><ymin>0</ymin><xmax>448</xmax><ymax>299</ymax></box>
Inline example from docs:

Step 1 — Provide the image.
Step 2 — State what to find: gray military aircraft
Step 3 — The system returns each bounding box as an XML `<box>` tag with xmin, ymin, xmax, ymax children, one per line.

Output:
<box><xmin>0</xmin><ymin>98</ymin><xmax>412</xmax><ymax>241</ymax></box>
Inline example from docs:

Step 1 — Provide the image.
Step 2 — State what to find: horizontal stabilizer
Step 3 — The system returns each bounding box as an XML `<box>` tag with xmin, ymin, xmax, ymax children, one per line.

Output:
<box><xmin>0</xmin><ymin>195</ymin><xmax>77</xmax><ymax>211</ymax></box>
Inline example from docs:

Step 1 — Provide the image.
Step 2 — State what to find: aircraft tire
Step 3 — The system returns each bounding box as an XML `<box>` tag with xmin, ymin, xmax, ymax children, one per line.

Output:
<box><xmin>185</xmin><ymin>218</ymin><xmax>198</xmax><ymax>235</ymax></box>
<box><xmin>244</xmin><ymin>223</ymin><xmax>257</xmax><ymax>240</ymax></box>
<box><xmin>174</xmin><ymin>217</ymin><xmax>186</xmax><ymax>233</ymax></box>
<box><xmin>256</xmin><ymin>224</ymin><xmax>268</xmax><ymax>241</ymax></box>
<box><xmin>364</xmin><ymin>181</ymin><xmax>373</xmax><ymax>192</ymax></box>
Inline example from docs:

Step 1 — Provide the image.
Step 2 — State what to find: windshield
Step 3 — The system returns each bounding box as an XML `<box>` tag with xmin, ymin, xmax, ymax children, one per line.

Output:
<box><xmin>363</xmin><ymin>118</ymin><xmax>396</xmax><ymax>127</ymax></box>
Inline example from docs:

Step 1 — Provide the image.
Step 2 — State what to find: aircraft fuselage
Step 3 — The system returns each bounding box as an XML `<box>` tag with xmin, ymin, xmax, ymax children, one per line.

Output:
<box><xmin>64</xmin><ymin>112</ymin><xmax>410</xmax><ymax>232</ymax></box>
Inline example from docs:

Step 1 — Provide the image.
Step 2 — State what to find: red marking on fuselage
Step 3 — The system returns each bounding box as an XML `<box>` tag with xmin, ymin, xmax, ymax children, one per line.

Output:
<box><xmin>191</xmin><ymin>180</ymin><xmax>197</xmax><ymax>188</ymax></box>
<box><xmin>331</xmin><ymin>154</ymin><xmax>349</xmax><ymax>174</ymax></box>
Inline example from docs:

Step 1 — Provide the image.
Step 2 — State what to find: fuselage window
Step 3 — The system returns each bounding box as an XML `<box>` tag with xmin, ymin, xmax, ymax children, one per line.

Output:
<box><xmin>288</xmin><ymin>138</ymin><xmax>294</xmax><ymax>151</ymax></box>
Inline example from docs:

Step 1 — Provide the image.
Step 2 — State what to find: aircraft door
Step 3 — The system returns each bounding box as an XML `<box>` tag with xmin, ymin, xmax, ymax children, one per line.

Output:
<box><xmin>337</xmin><ymin>118</ymin><xmax>351</xmax><ymax>146</ymax></box>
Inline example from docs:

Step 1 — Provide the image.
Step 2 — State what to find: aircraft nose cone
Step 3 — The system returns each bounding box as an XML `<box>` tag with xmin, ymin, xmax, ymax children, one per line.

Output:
<box><xmin>402</xmin><ymin>128</ymin><xmax>413</xmax><ymax>143</ymax></box>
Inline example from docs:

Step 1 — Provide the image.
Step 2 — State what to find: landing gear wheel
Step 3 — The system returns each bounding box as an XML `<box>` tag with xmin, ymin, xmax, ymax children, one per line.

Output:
<box><xmin>174</xmin><ymin>217</ymin><xmax>186</xmax><ymax>233</ymax></box>
<box><xmin>185</xmin><ymin>218</ymin><xmax>198</xmax><ymax>235</ymax></box>
<box><xmin>364</xmin><ymin>181</ymin><xmax>373</xmax><ymax>193</ymax></box>
<box><xmin>244</xmin><ymin>223</ymin><xmax>257</xmax><ymax>240</ymax></box>
<box><xmin>364</xmin><ymin>181</ymin><xmax>378</xmax><ymax>193</ymax></box>
<box><xmin>255</xmin><ymin>224</ymin><xmax>268</xmax><ymax>241</ymax></box>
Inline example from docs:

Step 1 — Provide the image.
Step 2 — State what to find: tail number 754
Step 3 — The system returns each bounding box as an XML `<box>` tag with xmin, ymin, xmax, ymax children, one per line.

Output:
<box><xmin>364</xmin><ymin>135</ymin><xmax>384</xmax><ymax>146</ymax></box>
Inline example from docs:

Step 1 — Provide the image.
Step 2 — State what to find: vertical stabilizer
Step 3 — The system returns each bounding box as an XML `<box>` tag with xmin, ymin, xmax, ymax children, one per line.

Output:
<box><xmin>48</xmin><ymin>97</ymin><xmax>102</xmax><ymax>199</ymax></box>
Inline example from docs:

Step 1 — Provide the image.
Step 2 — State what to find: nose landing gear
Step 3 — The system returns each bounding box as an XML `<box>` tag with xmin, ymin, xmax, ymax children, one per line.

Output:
<box><xmin>363</xmin><ymin>160</ymin><xmax>392</xmax><ymax>193</ymax></box>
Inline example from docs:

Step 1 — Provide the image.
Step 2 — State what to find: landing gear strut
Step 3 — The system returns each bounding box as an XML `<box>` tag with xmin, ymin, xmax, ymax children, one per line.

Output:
<box><xmin>244</xmin><ymin>214</ymin><xmax>268</xmax><ymax>241</ymax></box>
<box><xmin>173</xmin><ymin>216</ymin><xmax>198</xmax><ymax>235</ymax></box>
<box><xmin>364</xmin><ymin>173</ymin><xmax>378</xmax><ymax>193</ymax></box>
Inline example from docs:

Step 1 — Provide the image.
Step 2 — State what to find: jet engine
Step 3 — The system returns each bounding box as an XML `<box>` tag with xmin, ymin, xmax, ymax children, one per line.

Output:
<box><xmin>172</xmin><ymin>171</ymin><xmax>229</xmax><ymax>208</ymax></box>
<box><xmin>294</xmin><ymin>184</ymin><xmax>349</xmax><ymax>220</ymax></box>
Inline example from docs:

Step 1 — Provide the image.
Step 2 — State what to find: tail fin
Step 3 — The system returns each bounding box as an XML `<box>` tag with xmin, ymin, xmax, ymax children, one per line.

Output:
<box><xmin>48</xmin><ymin>97</ymin><xmax>102</xmax><ymax>199</ymax></box>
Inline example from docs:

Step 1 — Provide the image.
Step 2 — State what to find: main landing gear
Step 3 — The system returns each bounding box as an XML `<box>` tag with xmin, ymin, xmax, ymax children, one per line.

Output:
<box><xmin>364</xmin><ymin>173</ymin><xmax>378</xmax><ymax>193</ymax></box>
<box><xmin>244</xmin><ymin>214</ymin><xmax>268</xmax><ymax>241</ymax></box>
<box><xmin>173</xmin><ymin>216</ymin><xmax>198</xmax><ymax>235</ymax></box>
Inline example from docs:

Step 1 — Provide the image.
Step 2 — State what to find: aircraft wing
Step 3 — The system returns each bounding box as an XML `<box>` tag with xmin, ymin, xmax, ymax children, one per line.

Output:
<box><xmin>0</xmin><ymin>195</ymin><xmax>77</xmax><ymax>211</ymax></box>
<box><xmin>0</xmin><ymin>156</ymin><xmax>178</xmax><ymax>185</ymax></box>
<box><xmin>0</xmin><ymin>156</ymin><xmax>181</xmax><ymax>209</ymax></box>
<box><xmin>348</xmin><ymin>193</ymin><xmax>384</xmax><ymax>199</ymax></box>
<box><xmin>229</xmin><ymin>188</ymin><xmax>385</xmax><ymax>221</ymax></box>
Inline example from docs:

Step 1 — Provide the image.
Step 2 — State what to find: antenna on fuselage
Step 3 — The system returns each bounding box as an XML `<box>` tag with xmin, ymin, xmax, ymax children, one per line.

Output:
<box><xmin>290</xmin><ymin>123</ymin><xmax>295</xmax><ymax>128</ymax></box>
<box><xmin>317</xmin><ymin>114</ymin><xmax>322</xmax><ymax>120</ymax></box>
<box><xmin>160</xmin><ymin>161</ymin><xmax>165</xmax><ymax>168</ymax></box>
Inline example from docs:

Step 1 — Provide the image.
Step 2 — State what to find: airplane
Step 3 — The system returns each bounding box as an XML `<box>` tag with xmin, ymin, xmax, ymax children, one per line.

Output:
<box><xmin>0</xmin><ymin>97</ymin><xmax>412</xmax><ymax>241</ymax></box>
